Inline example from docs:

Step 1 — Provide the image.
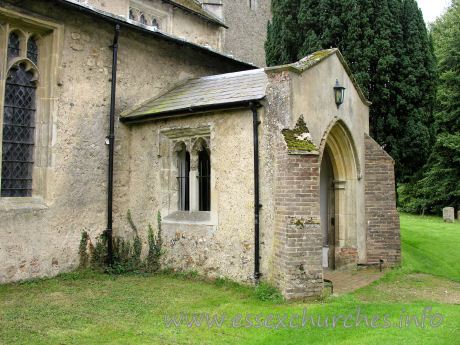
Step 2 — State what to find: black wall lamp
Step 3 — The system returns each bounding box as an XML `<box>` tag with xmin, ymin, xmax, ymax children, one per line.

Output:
<box><xmin>334</xmin><ymin>79</ymin><xmax>345</xmax><ymax>108</ymax></box>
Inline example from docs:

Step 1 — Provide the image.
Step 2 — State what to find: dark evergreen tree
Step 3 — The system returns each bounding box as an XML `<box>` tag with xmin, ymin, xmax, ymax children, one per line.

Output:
<box><xmin>415</xmin><ymin>0</ymin><xmax>460</xmax><ymax>213</ymax></box>
<box><xmin>265</xmin><ymin>0</ymin><xmax>301</xmax><ymax>65</ymax></box>
<box><xmin>265</xmin><ymin>0</ymin><xmax>437</xmax><ymax>182</ymax></box>
<box><xmin>393</xmin><ymin>0</ymin><xmax>437</xmax><ymax>180</ymax></box>
<box><xmin>297</xmin><ymin>0</ymin><xmax>322</xmax><ymax>57</ymax></box>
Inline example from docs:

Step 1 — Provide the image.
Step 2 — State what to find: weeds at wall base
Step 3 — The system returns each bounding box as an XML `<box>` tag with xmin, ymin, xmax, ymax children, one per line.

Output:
<box><xmin>78</xmin><ymin>210</ymin><xmax>165</xmax><ymax>274</ymax></box>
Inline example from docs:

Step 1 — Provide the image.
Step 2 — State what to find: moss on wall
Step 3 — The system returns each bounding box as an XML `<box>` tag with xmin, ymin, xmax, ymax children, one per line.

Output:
<box><xmin>281</xmin><ymin>116</ymin><xmax>318</xmax><ymax>151</ymax></box>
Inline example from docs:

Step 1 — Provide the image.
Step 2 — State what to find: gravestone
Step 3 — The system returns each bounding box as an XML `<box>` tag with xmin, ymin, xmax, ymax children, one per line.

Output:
<box><xmin>443</xmin><ymin>207</ymin><xmax>454</xmax><ymax>223</ymax></box>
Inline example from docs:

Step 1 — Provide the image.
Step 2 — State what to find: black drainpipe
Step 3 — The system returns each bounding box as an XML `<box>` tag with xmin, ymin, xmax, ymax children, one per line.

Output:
<box><xmin>250</xmin><ymin>101</ymin><xmax>262</xmax><ymax>281</ymax></box>
<box><xmin>106</xmin><ymin>24</ymin><xmax>120</xmax><ymax>266</ymax></box>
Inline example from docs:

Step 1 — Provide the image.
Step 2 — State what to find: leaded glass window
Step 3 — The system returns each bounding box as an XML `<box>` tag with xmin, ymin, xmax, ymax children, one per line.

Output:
<box><xmin>198</xmin><ymin>149</ymin><xmax>210</xmax><ymax>211</ymax></box>
<box><xmin>27</xmin><ymin>37</ymin><xmax>38</xmax><ymax>65</ymax></box>
<box><xmin>1</xmin><ymin>64</ymin><xmax>37</xmax><ymax>197</ymax></box>
<box><xmin>177</xmin><ymin>146</ymin><xmax>190</xmax><ymax>211</ymax></box>
<box><xmin>152</xmin><ymin>19</ymin><xmax>159</xmax><ymax>29</ymax></box>
<box><xmin>7</xmin><ymin>32</ymin><xmax>20</xmax><ymax>61</ymax></box>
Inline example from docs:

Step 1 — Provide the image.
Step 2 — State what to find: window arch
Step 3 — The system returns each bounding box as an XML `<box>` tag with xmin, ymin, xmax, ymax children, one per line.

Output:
<box><xmin>1</xmin><ymin>62</ymin><xmax>38</xmax><ymax>197</ymax></box>
<box><xmin>139</xmin><ymin>14</ymin><xmax>147</xmax><ymax>25</ymax></box>
<box><xmin>129</xmin><ymin>8</ymin><xmax>136</xmax><ymax>20</ymax></box>
<box><xmin>151</xmin><ymin>18</ymin><xmax>159</xmax><ymax>29</ymax></box>
<box><xmin>7</xmin><ymin>31</ymin><xmax>20</xmax><ymax>61</ymax></box>
<box><xmin>198</xmin><ymin>147</ymin><xmax>210</xmax><ymax>211</ymax></box>
<box><xmin>27</xmin><ymin>37</ymin><xmax>38</xmax><ymax>65</ymax></box>
<box><xmin>176</xmin><ymin>143</ymin><xmax>190</xmax><ymax>211</ymax></box>
<box><xmin>0</xmin><ymin>12</ymin><xmax>62</xmax><ymax>204</ymax></box>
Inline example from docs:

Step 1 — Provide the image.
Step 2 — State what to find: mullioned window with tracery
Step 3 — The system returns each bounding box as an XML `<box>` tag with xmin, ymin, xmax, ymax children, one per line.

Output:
<box><xmin>0</xmin><ymin>8</ymin><xmax>62</xmax><ymax>205</ymax></box>
<box><xmin>1</xmin><ymin>31</ymin><xmax>39</xmax><ymax>197</ymax></box>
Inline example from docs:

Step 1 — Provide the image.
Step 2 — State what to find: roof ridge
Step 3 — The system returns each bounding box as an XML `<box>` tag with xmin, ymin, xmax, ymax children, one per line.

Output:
<box><xmin>192</xmin><ymin>0</ymin><xmax>224</xmax><ymax>21</ymax></box>
<box><xmin>53</xmin><ymin>0</ymin><xmax>255</xmax><ymax>68</ymax></box>
<box><xmin>199</xmin><ymin>68</ymin><xmax>265</xmax><ymax>81</ymax></box>
<box><xmin>121</xmin><ymin>69</ymin><xmax>268</xmax><ymax>122</ymax></box>
<box><xmin>119</xmin><ymin>77</ymin><xmax>193</xmax><ymax>117</ymax></box>
<box><xmin>264</xmin><ymin>48</ymin><xmax>371</xmax><ymax>106</ymax></box>
<box><xmin>164</xmin><ymin>0</ymin><xmax>227</xmax><ymax>27</ymax></box>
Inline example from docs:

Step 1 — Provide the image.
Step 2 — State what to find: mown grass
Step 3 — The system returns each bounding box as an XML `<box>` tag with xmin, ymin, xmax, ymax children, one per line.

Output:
<box><xmin>398</xmin><ymin>213</ymin><xmax>460</xmax><ymax>282</ymax></box>
<box><xmin>0</xmin><ymin>213</ymin><xmax>459</xmax><ymax>345</ymax></box>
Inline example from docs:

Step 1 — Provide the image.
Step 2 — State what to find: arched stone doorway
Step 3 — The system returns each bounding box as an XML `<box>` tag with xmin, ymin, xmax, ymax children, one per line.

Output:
<box><xmin>320</xmin><ymin>121</ymin><xmax>361</xmax><ymax>269</ymax></box>
<box><xmin>320</xmin><ymin>147</ymin><xmax>335</xmax><ymax>268</ymax></box>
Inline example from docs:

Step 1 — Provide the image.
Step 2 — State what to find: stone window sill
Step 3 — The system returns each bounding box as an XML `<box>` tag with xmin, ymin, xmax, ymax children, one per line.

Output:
<box><xmin>163</xmin><ymin>210</ymin><xmax>216</xmax><ymax>226</ymax></box>
<box><xmin>0</xmin><ymin>197</ymin><xmax>48</xmax><ymax>213</ymax></box>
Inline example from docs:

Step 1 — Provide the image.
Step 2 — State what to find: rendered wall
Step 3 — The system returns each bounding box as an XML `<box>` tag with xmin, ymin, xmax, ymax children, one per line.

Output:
<box><xmin>221</xmin><ymin>0</ymin><xmax>271</xmax><ymax>66</ymax></box>
<box><xmin>290</xmin><ymin>54</ymin><xmax>369</xmax><ymax>265</ymax></box>
<box><xmin>0</xmin><ymin>0</ymin><xmax>248</xmax><ymax>283</ymax></box>
<box><xmin>260</xmin><ymin>54</ymin><xmax>376</xmax><ymax>299</ymax></box>
<box><xmin>76</xmin><ymin>0</ymin><xmax>222</xmax><ymax>51</ymax></box>
<box><xmin>124</xmin><ymin>110</ymin><xmax>256</xmax><ymax>282</ymax></box>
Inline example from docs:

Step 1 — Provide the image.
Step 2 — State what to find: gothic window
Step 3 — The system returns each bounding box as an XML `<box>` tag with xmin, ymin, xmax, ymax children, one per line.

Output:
<box><xmin>248</xmin><ymin>0</ymin><xmax>257</xmax><ymax>10</ymax></box>
<box><xmin>1</xmin><ymin>31</ymin><xmax>39</xmax><ymax>197</ymax></box>
<box><xmin>27</xmin><ymin>37</ymin><xmax>38</xmax><ymax>65</ymax></box>
<box><xmin>129</xmin><ymin>3</ymin><xmax>167</xmax><ymax>31</ymax></box>
<box><xmin>177</xmin><ymin>144</ymin><xmax>190</xmax><ymax>211</ymax></box>
<box><xmin>7</xmin><ymin>32</ymin><xmax>20</xmax><ymax>61</ymax></box>
<box><xmin>160</xmin><ymin>129</ymin><xmax>211</xmax><ymax>216</ymax></box>
<box><xmin>198</xmin><ymin>148</ymin><xmax>210</xmax><ymax>211</ymax></box>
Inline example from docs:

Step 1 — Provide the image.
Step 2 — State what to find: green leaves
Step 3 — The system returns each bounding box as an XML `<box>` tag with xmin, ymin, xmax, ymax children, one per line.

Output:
<box><xmin>416</xmin><ymin>1</ymin><xmax>459</xmax><ymax>213</ymax></box>
<box><xmin>265</xmin><ymin>0</ymin><xmax>437</xmax><ymax>183</ymax></box>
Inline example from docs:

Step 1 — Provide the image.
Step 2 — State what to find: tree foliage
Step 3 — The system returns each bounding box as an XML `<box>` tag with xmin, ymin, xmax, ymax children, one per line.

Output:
<box><xmin>410</xmin><ymin>0</ymin><xmax>460</xmax><ymax>213</ymax></box>
<box><xmin>265</xmin><ymin>0</ymin><xmax>437</xmax><ymax>182</ymax></box>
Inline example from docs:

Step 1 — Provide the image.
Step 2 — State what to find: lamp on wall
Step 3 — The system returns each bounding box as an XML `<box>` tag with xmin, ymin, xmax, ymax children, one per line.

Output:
<box><xmin>334</xmin><ymin>79</ymin><xmax>345</xmax><ymax>108</ymax></box>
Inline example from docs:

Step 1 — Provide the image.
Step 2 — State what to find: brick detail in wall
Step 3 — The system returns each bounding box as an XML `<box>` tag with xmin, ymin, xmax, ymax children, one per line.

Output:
<box><xmin>273</xmin><ymin>142</ymin><xmax>323</xmax><ymax>300</ymax></box>
<box><xmin>335</xmin><ymin>247</ymin><xmax>358</xmax><ymax>267</ymax></box>
<box><xmin>364</xmin><ymin>134</ymin><xmax>401</xmax><ymax>266</ymax></box>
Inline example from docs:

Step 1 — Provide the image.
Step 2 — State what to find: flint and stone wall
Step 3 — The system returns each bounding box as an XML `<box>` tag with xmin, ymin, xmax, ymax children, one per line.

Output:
<box><xmin>1</xmin><ymin>2</ymin><xmax>402</xmax><ymax>301</ymax></box>
<box><xmin>77</xmin><ymin>0</ymin><xmax>223</xmax><ymax>51</ymax></box>
<box><xmin>221</xmin><ymin>0</ymin><xmax>271</xmax><ymax>66</ymax></box>
<box><xmin>0</xmin><ymin>0</ymin><xmax>249</xmax><ymax>284</ymax></box>
<box><xmin>125</xmin><ymin>110</ymin><xmax>256</xmax><ymax>282</ymax></box>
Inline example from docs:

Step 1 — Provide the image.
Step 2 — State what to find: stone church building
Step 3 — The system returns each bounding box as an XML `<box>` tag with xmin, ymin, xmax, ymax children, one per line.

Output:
<box><xmin>0</xmin><ymin>0</ymin><xmax>400</xmax><ymax>300</ymax></box>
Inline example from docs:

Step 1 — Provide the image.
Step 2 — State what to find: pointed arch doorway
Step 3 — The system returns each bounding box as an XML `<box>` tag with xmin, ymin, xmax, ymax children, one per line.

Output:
<box><xmin>320</xmin><ymin>147</ymin><xmax>335</xmax><ymax>268</ymax></box>
<box><xmin>320</xmin><ymin>121</ymin><xmax>361</xmax><ymax>269</ymax></box>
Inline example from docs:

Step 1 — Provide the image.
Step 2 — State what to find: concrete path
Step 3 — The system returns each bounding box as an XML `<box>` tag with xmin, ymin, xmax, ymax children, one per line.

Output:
<box><xmin>323</xmin><ymin>267</ymin><xmax>385</xmax><ymax>295</ymax></box>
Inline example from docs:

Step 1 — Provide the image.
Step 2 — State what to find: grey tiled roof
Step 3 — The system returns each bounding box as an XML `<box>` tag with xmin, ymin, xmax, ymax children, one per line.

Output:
<box><xmin>122</xmin><ymin>69</ymin><xmax>268</xmax><ymax>120</ymax></box>
<box><xmin>165</xmin><ymin>0</ymin><xmax>226</xmax><ymax>27</ymax></box>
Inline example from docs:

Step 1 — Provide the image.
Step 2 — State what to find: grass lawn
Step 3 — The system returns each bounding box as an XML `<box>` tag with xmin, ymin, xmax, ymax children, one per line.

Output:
<box><xmin>0</xmin><ymin>213</ymin><xmax>459</xmax><ymax>344</ymax></box>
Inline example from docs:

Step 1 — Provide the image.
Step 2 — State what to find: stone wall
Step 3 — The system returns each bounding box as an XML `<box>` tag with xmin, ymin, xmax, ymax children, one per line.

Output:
<box><xmin>364</xmin><ymin>134</ymin><xmax>401</xmax><ymax>266</ymax></box>
<box><xmin>170</xmin><ymin>5</ymin><xmax>222</xmax><ymax>50</ymax></box>
<box><xmin>76</xmin><ymin>0</ymin><xmax>222</xmax><ymax>51</ymax></box>
<box><xmin>221</xmin><ymin>0</ymin><xmax>271</xmax><ymax>66</ymax></box>
<box><xmin>0</xmin><ymin>0</ymin><xmax>249</xmax><ymax>284</ymax></box>
<box><xmin>124</xmin><ymin>109</ymin><xmax>256</xmax><ymax>282</ymax></box>
<box><xmin>77</xmin><ymin>0</ymin><xmax>273</xmax><ymax>66</ymax></box>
